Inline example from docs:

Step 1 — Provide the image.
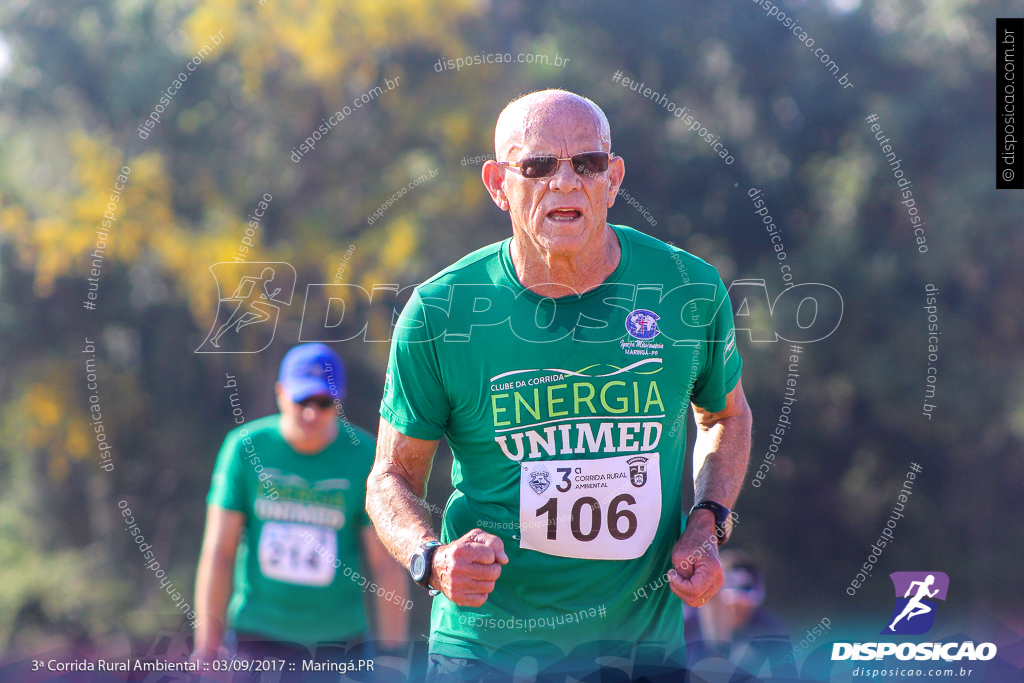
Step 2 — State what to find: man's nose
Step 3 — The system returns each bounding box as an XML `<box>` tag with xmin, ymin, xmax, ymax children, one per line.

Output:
<box><xmin>548</xmin><ymin>159</ymin><xmax>582</xmax><ymax>193</ymax></box>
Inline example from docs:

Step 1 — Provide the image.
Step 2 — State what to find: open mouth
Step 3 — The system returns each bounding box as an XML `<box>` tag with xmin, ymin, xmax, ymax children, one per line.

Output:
<box><xmin>546</xmin><ymin>208</ymin><xmax>583</xmax><ymax>222</ymax></box>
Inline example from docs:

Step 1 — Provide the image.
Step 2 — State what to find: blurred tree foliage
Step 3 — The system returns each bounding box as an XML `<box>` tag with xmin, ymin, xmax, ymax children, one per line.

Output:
<box><xmin>0</xmin><ymin>0</ymin><xmax>1020</xmax><ymax>651</ymax></box>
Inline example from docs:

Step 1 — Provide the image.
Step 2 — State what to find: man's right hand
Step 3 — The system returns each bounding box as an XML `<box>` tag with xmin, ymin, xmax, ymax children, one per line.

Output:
<box><xmin>430</xmin><ymin>529</ymin><xmax>508</xmax><ymax>607</ymax></box>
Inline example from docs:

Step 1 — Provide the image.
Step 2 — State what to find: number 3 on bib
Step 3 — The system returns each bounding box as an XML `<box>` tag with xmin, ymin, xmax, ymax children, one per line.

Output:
<box><xmin>519</xmin><ymin>453</ymin><xmax>661</xmax><ymax>560</ymax></box>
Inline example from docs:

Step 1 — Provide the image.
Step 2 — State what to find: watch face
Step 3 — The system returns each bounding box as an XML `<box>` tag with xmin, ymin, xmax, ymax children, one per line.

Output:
<box><xmin>411</xmin><ymin>553</ymin><xmax>425</xmax><ymax>580</ymax></box>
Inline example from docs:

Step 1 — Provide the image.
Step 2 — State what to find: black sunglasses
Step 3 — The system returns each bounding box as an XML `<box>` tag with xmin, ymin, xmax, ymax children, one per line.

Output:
<box><xmin>498</xmin><ymin>151</ymin><xmax>613</xmax><ymax>179</ymax></box>
<box><xmin>298</xmin><ymin>396</ymin><xmax>334</xmax><ymax>410</ymax></box>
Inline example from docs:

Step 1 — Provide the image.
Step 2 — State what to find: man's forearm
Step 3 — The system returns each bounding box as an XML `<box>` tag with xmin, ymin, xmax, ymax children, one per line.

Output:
<box><xmin>373</xmin><ymin>561</ymin><xmax>410</xmax><ymax>646</ymax></box>
<box><xmin>692</xmin><ymin>412</ymin><xmax>752</xmax><ymax>509</ymax></box>
<box><xmin>193</xmin><ymin>553</ymin><xmax>234</xmax><ymax>654</ymax></box>
<box><xmin>367</xmin><ymin>470</ymin><xmax>438</xmax><ymax>566</ymax></box>
<box><xmin>367</xmin><ymin>422</ymin><xmax>442</xmax><ymax>566</ymax></box>
<box><xmin>362</xmin><ymin>526</ymin><xmax>410</xmax><ymax>647</ymax></box>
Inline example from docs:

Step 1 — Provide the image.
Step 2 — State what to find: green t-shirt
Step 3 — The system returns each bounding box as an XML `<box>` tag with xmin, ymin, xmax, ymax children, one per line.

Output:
<box><xmin>381</xmin><ymin>225</ymin><xmax>742</xmax><ymax>671</ymax></box>
<box><xmin>207</xmin><ymin>414</ymin><xmax>376</xmax><ymax>645</ymax></box>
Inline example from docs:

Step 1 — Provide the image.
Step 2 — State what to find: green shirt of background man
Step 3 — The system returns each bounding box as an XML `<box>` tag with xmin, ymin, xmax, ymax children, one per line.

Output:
<box><xmin>207</xmin><ymin>413</ymin><xmax>376</xmax><ymax>644</ymax></box>
<box><xmin>381</xmin><ymin>224</ymin><xmax>742</xmax><ymax>669</ymax></box>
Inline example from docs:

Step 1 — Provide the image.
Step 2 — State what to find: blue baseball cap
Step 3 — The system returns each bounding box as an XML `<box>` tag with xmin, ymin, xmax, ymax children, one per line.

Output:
<box><xmin>278</xmin><ymin>343</ymin><xmax>346</xmax><ymax>403</ymax></box>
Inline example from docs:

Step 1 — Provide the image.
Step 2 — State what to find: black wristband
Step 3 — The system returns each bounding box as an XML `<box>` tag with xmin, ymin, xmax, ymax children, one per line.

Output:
<box><xmin>689</xmin><ymin>500</ymin><xmax>732</xmax><ymax>545</ymax></box>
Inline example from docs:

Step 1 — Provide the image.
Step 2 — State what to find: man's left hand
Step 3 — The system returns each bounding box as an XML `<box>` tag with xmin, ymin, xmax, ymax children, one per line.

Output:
<box><xmin>667</xmin><ymin>511</ymin><xmax>723</xmax><ymax>607</ymax></box>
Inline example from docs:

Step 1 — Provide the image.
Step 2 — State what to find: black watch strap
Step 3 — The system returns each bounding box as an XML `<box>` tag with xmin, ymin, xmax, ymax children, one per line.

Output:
<box><xmin>689</xmin><ymin>500</ymin><xmax>732</xmax><ymax>545</ymax></box>
<box><xmin>410</xmin><ymin>541</ymin><xmax>442</xmax><ymax>590</ymax></box>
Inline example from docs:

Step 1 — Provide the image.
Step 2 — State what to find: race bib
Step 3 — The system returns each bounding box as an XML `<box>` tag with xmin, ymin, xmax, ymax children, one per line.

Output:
<box><xmin>257</xmin><ymin>522</ymin><xmax>337</xmax><ymax>586</ymax></box>
<box><xmin>519</xmin><ymin>453</ymin><xmax>661</xmax><ymax>560</ymax></box>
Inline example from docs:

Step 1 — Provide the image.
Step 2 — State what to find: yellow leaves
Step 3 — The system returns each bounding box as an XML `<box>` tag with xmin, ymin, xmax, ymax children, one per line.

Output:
<box><xmin>2</xmin><ymin>1</ymin><xmax>487</xmax><ymax>328</ymax></box>
<box><xmin>324</xmin><ymin>244</ymin><xmax>358</xmax><ymax>285</ymax></box>
<box><xmin>25</xmin><ymin>385</ymin><xmax>60</xmax><ymax>433</ymax></box>
<box><xmin>350</xmin><ymin>216</ymin><xmax>420</xmax><ymax>365</ymax></box>
<box><xmin>19</xmin><ymin>378</ymin><xmax>91</xmax><ymax>483</ymax></box>
<box><xmin>379</xmin><ymin>218</ymin><xmax>417</xmax><ymax>271</ymax></box>
<box><xmin>287</xmin><ymin>3</ymin><xmax>348</xmax><ymax>83</ymax></box>
<box><xmin>337</xmin><ymin>216</ymin><xmax>419</xmax><ymax>363</ymax></box>
<box><xmin>358</xmin><ymin>216</ymin><xmax>418</xmax><ymax>291</ymax></box>
<box><xmin>69</xmin><ymin>134</ymin><xmax>122</xmax><ymax>204</ymax></box>
<box><xmin>0</xmin><ymin>200</ymin><xmax>28</xmax><ymax>242</ymax></box>
<box><xmin>461</xmin><ymin>174</ymin><xmax>486</xmax><ymax>208</ymax></box>
<box><xmin>164</xmin><ymin>230</ymin><xmax>253</xmax><ymax>329</ymax></box>
<box><xmin>0</xmin><ymin>131</ymin><xmax>132</xmax><ymax>296</ymax></box>
<box><xmin>182</xmin><ymin>0</ymin><xmax>482</xmax><ymax>97</ymax></box>
<box><xmin>442</xmin><ymin>112</ymin><xmax>475</xmax><ymax>150</ymax></box>
<box><xmin>183</xmin><ymin>0</ymin><xmax>235</xmax><ymax>52</ymax></box>
<box><xmin>0</xmin><ymin>127</ymin><xmax>257</xmax><ymax>325</ymax></box>
<box><xmin>65</xmin><ymin>417</ymin><xmax>92</xmax><ymax>462</ymax></box>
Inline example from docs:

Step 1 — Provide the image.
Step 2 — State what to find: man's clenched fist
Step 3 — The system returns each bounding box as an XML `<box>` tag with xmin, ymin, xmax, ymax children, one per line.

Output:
<box><xmin>431</xmin><ymin>529</ymin><xmax>508</xmax><ymax>607</ymax></box>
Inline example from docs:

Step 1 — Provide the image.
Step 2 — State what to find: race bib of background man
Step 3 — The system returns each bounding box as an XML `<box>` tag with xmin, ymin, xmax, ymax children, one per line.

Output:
<box><xmin>519</xmin><ymin>453</ymin><xmax>662</xmax><ymax>560</ymax></box>
<box><xmin>257</xmin><ymin>521</ymin><xmax>337</xmax><ymax>586</ymax></box>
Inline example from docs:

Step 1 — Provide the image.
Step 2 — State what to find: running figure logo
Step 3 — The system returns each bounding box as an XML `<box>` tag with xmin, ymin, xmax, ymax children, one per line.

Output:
<box><xmin>882</xmin><ymin>571</ymin><xmax>949</xmax><ymax>635</ymax></box>
<box><xmin>196</xmin><ymin>262</ymin><xmax>296</xmax><ymax>353</ymax></box>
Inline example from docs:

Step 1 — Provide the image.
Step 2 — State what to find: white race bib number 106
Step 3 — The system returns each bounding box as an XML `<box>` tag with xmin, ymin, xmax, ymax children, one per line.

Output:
<box><xmin>519</xmin><ymin>453</ymin><xmax>661</xmax><ymax>560</ymax></box>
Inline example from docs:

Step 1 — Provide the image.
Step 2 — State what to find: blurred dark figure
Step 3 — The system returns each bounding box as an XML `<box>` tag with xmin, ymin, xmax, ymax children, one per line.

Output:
<box><xmin>684</xmin><ymin>550</ymin><xmax>796</xmax><ymax>679</ymax></box>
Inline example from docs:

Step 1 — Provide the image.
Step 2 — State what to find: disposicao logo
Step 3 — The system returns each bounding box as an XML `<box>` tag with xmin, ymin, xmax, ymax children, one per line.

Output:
<box><xmin>832</xmin><ymin>572</ymin><xmax>997</xmax><ymax>662</ymax></box>
<box><xmin>883</xmin><ymin>571</ymin><xmax>948</xmax><ymax>635</ymax></box>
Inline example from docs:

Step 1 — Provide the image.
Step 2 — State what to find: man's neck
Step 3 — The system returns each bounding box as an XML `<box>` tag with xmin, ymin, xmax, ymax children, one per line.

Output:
<box><xmin>510</xmin><ymin>223</ymin><xmax>621</xmax><ymax>297</ymax></box>
<box><xmin>280</xmin><ymin>421</ymin><xmax>338</xmax><ymax>455</ymax></box>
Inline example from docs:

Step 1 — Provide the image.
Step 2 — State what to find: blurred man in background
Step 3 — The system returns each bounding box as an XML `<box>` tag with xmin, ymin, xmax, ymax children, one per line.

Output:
<box><xmin>684</xmin><ymin>550</ymin><xmax>793</xmax><ymax>676</ymax></box>
<box><xmin>191</xmin><ymin>343</ymin><xmax>409</xmax><ymax>667</ymax></box>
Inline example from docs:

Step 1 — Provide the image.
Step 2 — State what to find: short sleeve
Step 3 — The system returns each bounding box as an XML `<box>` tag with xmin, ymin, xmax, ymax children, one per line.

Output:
<box><xmin>690</xmin><ymin>275</ymin><xmax>743</xmax><ymax>413</ymax></box>
<box><xmin>207</xmin><ymin>429</ymin><xmax>249</xmax><ymax>512</ymax></box>
<box><xmin>379</xmin><ymin>286</ymin><xmax>451</xmax><ymax>440</ymax></box>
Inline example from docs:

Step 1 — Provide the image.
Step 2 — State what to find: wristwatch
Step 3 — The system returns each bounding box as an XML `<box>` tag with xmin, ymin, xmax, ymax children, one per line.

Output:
<box><xmin>409</xmin><ymin>541</ymin><xmax>442</xmax><ymax>591</ymax></box>
<box><xmin>689</xmin><ymin>500</ymin><xmax>733</xmax><ymax>546</ymax></box>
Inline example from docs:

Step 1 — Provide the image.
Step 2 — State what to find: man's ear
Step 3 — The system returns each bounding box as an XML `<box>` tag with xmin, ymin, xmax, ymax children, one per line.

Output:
<box><xmin>606</xmin><ymin>155</ymin><xmax>625</xmax><ymax>208</ymax></box>
<box><xmin>274</xmin><ymin>382</ymin><xmax>289</xmax><ymax>408</ymax></box>
<box><xmin>481</xmin><ymin>160</ymin><xmax>508</xmax><ymax>211</ymax></box>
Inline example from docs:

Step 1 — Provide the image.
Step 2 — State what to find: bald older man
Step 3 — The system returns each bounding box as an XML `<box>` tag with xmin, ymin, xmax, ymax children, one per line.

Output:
<box><xmin>367</xmin><ymin>89</ymin><xmax>751</xmax><ymax>680</ymax></box>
